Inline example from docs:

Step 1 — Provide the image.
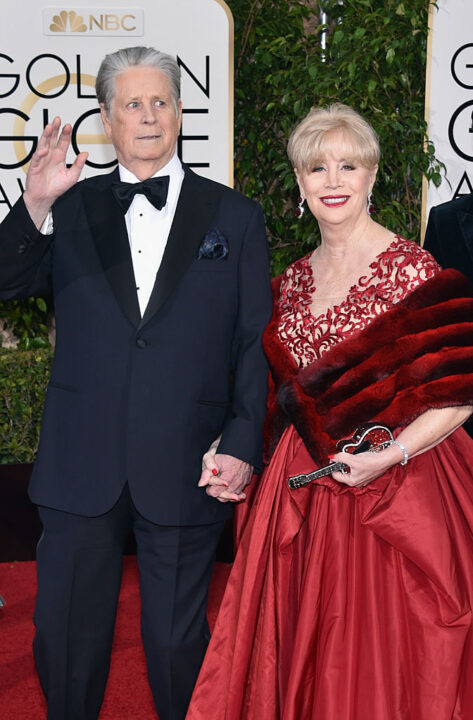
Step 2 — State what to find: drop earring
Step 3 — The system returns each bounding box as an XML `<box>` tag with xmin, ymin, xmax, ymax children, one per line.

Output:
<box><xmin>366</xmin><ymin>191</ymin><xmax>374</xmax><ymax>215</ymax></box>
<box><xmin>296</xmin><ymin>195</ymin><xmax>305</xmax><ymax>219</ymax></box>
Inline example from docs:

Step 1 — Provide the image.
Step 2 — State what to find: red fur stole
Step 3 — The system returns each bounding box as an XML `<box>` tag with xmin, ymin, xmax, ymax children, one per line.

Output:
<box><xmin>263</xmin><ymin>268</ymin><xmax>473</xmax><ymax>466</ymax></box>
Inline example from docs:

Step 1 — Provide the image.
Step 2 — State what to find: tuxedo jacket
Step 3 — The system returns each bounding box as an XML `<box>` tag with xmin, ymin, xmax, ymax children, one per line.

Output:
<box><xmin>0</xmin><ymin>166</ymin><xmax>272</xmax><ymax>524</ymax></box>
<box><xmin>424</xmin><ymin>193</ymin><xmax>473</xmax><ymax>287</ymax></box>
<box><xmin>424</xmin><ymin>193</ymin><xmax>473</xmax><ymax>437</ymax></box>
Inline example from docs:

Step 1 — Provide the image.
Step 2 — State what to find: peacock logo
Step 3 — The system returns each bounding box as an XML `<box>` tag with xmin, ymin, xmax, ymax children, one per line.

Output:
<box><xmin>49</xmin><ymin>10</ymin><xmax>87</xmax><ymax>33</ymax></box>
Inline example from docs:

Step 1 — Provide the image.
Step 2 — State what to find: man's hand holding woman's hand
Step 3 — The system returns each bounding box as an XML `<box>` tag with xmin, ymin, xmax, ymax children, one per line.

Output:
<box><xmin>23</xmin><ymin>117</ymin><xmax>89</xmax><ymax>229</ymax></box>
<box><xmin>199</xmin><ymin>437</ymin><xmax>253</xmax><ymax>503</ymax></box>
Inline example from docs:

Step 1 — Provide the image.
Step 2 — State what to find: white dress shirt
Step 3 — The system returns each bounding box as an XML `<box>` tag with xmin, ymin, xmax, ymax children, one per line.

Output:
<box><xmin>119</xmin><ymin>153</ymin><xmax>184</xmax><ymax>316</ymax></box>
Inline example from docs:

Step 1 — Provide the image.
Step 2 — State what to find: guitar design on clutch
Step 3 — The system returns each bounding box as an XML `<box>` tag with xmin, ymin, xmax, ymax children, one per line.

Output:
<box><xmin>288</xmin><ymin>422</ymin><xmax>394</xmax><ymax>490</ymax></box>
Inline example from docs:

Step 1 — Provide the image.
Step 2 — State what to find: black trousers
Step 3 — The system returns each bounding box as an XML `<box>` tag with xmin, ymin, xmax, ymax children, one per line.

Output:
<box><xmin>33</xmin><ymin>484</ymin><xmax>224</xmax><ymax>720</ymax></box>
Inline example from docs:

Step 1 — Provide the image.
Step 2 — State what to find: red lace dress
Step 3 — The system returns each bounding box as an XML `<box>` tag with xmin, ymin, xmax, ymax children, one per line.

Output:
<box><xmin>187</xmin><ymin>237</ymin><xmax>473</xmax><ymax>720</ymax></box>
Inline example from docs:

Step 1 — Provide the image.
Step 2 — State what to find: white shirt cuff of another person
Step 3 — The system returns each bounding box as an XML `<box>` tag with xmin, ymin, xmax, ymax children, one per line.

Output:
<box><xmin>120</xmin><ymin>153</ymin><xmax>184</xmax><ymax>316</ymax></box>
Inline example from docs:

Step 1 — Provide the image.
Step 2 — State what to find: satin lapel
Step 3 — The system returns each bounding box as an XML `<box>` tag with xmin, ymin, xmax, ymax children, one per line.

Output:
<box><xmin>82</xmin><ymin>169</ymin><xmax>141</xmax><ymax>328</ymax></box>
<box><xmin>458</xmin><ymin>206</ymin><xmax>473</xmax><ymax>269</ymax></box>
<box><xmin>139</xmin><ymin>168</ymin><xmax>223</xmax><ymax>328</ymax></box>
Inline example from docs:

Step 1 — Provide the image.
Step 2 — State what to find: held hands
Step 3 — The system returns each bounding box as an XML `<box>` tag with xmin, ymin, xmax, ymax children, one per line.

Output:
<box><xmin>199</xmin><ymin>438</ymin><xmax>253</xmax><ymax>503</ymax></box>
<box><xmin>23</xmin><ymin>117</ymin><xmax>88</xmax><ymax>229</ymax></box>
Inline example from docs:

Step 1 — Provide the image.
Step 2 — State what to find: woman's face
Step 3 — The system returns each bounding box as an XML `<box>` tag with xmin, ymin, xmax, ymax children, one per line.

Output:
<box><xmin>295</xmin><ymin>140</ymin><xmax>377</xmax><ymax>230</ymax></box>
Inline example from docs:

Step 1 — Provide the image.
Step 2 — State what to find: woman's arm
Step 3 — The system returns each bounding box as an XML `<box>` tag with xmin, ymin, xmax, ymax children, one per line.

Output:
<box><xmin>331</xmin><ymin>405</ymin><xmax>473</xmax><ymax>487</ymax></box>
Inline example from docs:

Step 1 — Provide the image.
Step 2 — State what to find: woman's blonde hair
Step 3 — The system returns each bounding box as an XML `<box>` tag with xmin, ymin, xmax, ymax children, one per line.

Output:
<box><xmin>287</xmin><ymin>103</ymin><xmax>380</xmax><ymax>172</ymax></box>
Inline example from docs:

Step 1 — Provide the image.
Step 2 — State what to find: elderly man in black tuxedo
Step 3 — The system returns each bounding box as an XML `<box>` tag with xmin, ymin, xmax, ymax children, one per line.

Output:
<box><xmin>0</xmin><ymin>47</ymin><xmax>272</xmax><ymax>720</ymax></box>
<box><xmin>424</xmin><ymin>192</ymin><xmax>473</xmax><ymax>437</ymax></box>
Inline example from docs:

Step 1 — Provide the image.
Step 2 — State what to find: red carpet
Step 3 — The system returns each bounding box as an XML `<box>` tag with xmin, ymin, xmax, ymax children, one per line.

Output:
<box><xmin>0</xmin><ymin>557</ymin><xmax>231</xmax><ymax>719</ymax></box>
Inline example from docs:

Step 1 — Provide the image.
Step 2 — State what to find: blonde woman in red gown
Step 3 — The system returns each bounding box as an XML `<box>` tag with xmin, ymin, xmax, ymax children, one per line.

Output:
<box><xmin>188</xmin><ymin>104</ymin><xmax>473</xmax><ymax>719</ymax></box>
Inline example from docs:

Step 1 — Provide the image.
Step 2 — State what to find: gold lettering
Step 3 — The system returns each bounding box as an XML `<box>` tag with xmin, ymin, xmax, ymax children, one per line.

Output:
<box><xmin>121</xmin><ymin>14</ymin><xmax>136</xmax><ymax>31</ymax></box>
<box><xmin>105</xmin><ymin>14</ymin><xmax>120</xmax><ymax>31</ymax></box>
<box><xmin>89</xmin><ymin>14</ymin><xmax>104</xmax><ymax>30</ymax></box>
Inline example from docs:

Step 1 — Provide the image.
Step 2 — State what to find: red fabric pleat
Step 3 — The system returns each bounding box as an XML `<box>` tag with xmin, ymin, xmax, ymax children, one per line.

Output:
<box><xmin>187</xmin><ymin>426</ymin><xmax>473</xmax><ymax>720</ymax></box>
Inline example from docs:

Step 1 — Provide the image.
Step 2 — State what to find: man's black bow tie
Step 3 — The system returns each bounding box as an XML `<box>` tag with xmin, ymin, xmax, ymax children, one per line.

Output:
<box><xmin>112</xmin><ymin>175</ymin><xmax>170</xmax><ymax>213</ymax></box>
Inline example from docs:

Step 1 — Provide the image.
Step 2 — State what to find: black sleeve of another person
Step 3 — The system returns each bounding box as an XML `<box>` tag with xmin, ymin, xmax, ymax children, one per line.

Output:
<box><xmin>424</xmin><ymin>194</ymin><xmax>473</xmax><ymax>438</ymax></box>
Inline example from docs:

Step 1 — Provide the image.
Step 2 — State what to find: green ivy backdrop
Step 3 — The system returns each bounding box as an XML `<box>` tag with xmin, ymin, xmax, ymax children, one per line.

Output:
<box><xmin>0</xmin><ymin>348</ymin><xmax>52</xmax><ymax>463</ymax></box>
<box><xmin>230</xmin><ymin>0</ymin><xmax>440</xmax><ymax>274</ymax></box>
<box><xmin>0</xmin><ymin>0</ymin><xmax>440</xmax><ymax>461</ymax></box>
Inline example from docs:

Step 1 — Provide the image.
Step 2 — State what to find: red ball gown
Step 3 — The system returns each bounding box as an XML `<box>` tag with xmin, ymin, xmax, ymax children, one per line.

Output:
<box><xmin>187</xmin><ymin>237</ymin><xmax>473</xmax><ymax>720</ymax></box>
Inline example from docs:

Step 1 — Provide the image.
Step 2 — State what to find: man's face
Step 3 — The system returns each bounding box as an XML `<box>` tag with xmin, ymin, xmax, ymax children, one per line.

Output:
<box><xmin>100</xmin><ymin>65</ymin><xmax>182</xmax><ymax>179</ymax></box>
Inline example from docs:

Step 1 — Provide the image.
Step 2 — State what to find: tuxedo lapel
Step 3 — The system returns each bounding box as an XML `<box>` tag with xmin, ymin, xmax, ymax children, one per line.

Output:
<box><xmin>82</xmin><ymin>169</ymin><xmax>141</xmax><ymax>328</ymax></box>
<box><xmin>139</xmin><ymin>167</ymin><xmax>223</xmax><ymax>328</ymax></box>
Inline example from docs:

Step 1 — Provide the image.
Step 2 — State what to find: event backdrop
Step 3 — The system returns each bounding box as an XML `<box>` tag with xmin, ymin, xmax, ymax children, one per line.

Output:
<box><xmin>0</xmin><ymin>0</ymin><xmax>233</xmax><ymax>223</ymax></box>
<box><xmin>424</xmin><ymin>0</ymin><xmax>473</xmax><ymax>224</ymax></box>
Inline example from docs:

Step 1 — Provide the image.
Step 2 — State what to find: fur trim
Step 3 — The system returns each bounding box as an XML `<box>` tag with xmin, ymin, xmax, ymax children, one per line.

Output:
<box><xmin>263</xmin><ymin>269</ymin><xmax>473</xmax><ymax>465</ymax></box>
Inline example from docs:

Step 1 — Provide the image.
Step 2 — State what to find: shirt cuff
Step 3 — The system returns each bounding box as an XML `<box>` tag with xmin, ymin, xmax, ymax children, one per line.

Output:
<box><xmin>40</xmin><ymin>210</ymin><xmax>53</xmax><ymax>235</ymax></box>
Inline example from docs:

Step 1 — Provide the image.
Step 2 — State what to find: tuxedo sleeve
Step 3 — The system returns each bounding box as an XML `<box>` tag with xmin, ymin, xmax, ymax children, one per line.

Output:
<box><xmin>217</xmin><ymin>203</ymin><xmax>272</xmax><ymax>471</ymax></box>
<box><xmin>0</xmin><ymin>196</ymin><xmax>53</xmax><ymax>300</ymax></box>
<box><xmin>423</xmin><ymin>206</ymin><xmax>446</xmax><ymax>267</ymax></box>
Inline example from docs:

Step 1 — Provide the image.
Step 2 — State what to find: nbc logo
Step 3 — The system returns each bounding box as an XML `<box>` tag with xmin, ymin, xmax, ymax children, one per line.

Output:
<box><xmin>43</xmin><ymin>8</ymin><xmax>143</xmax><ymax>36</ymax></box>
<box><xmin>50</xmin><ymin>10</ymin><xmax>86</xmax><ymax>32</ymax></box>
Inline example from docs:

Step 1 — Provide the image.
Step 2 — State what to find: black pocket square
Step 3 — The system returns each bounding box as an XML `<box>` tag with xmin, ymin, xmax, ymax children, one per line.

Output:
<box><xmin>198</xmin><ymin>228</ymin><xmax>229</xmax><ymax>260</ymax></box>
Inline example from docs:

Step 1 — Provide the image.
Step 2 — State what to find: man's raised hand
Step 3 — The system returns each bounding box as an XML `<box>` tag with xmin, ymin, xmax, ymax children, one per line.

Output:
<box><xmin>23</xmin><ymin>117</ymin><xmax>89</xmax><ymax>229</ymax></box>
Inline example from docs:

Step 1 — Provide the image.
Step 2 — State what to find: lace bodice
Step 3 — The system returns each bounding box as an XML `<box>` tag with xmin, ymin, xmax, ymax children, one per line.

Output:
<box><xmin>277</xmin><ymin>236</ymin><xmax>441</xmax><ymax>367</ymax></box>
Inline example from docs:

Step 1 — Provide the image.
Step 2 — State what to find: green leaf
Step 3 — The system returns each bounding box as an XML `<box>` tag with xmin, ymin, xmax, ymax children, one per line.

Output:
<box><xmin>308</xmin><ymin>64</ymin><xmax>318</xmax><ymax>78</ymax></box>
